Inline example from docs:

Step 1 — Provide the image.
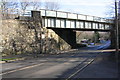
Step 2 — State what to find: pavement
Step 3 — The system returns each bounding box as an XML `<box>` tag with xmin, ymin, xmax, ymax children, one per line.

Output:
<box><xmin>74</xmin><ymin>53</ymin><xmax>118</xmax><ymax>78</ymax></box>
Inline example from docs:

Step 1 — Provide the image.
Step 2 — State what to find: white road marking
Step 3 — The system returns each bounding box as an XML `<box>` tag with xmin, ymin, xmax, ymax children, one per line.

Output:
<box><xmin>66</xmin><ymin>59</ymin><xmax>94</xmax><ymax>79</ymax></box>
<box><xmin>1</xmin><ymin>63</ymin><xmax>44</xmax><ymax>75</ymax></box>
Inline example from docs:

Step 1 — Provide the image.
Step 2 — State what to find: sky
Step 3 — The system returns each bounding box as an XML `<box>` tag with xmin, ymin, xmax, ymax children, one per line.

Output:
<box><xmin>59</xmin><ymin>0</ymin><xmax>113</xmax><ymax>17</ymax></box>
<box><xmin>3</xmin><ymin>0</ymin><xmax>115</xmax><ymax>18</ymax></box>
<box><xmin>42</xmin><ymin>0</ymin><xmax>114</xmax><ymax>18</ymax></box>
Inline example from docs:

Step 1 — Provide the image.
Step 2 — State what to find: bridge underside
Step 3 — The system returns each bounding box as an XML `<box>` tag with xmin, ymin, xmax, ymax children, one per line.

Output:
<box><xmin>52</xmin><ymin>28</ymin><xmax>76</xmax><ymax>48</ymax></box>
<box><xmin>47</xmin><ymin>27</ymin><xmax>110</xmax><ymax>32</ymax></box>
<box><xmin>47</xmin><ymin>27</ymin><xmax>111</xmax><ymax>49</ymax></box>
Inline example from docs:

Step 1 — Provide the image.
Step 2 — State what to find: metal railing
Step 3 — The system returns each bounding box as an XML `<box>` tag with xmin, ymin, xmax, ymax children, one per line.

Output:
<box><xmin>39</xmin><ymin>9</ymin><xmax>114</xmax><ymax>23</ymax></box>
<box><xmin>22</xmin><ymin>9</ymin><xmax>114</xmax><ymax>23</ymax></box>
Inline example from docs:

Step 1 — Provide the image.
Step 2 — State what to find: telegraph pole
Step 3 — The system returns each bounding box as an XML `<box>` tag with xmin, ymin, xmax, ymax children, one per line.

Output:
<box><xmin>115</xmin><ymin>0</ymin><xmax>119</xmax><ymax>78</ymax></box>
<box><xmin>115</xmin><ymin>0</ymin><xmax>119</xmax><ymax>61</ymax></box>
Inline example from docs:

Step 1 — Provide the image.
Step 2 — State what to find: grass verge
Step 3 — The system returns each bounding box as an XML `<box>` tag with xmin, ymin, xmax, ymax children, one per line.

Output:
<box><xmin>0</xmin><ymin>58</ymin><xmax>18</xmax><ymax>61</ymax></box>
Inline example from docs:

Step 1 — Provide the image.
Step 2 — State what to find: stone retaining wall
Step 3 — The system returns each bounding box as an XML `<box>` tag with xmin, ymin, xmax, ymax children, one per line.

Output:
<box><xmin>1</xmin><ymin>19</ymin><xmax>71</xmax><ymax>56</ymax></box>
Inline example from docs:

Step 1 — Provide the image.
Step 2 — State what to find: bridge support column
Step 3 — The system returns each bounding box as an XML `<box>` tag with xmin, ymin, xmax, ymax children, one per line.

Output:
<box><xmin>94</xmin><ymin>31</ymin><xmax>100</xmax><ymax>43</ymax></box>
<box><xmin>68</xmin><ymin>30</ymin><xmax>76</xmax><ymax>48</ymax></box>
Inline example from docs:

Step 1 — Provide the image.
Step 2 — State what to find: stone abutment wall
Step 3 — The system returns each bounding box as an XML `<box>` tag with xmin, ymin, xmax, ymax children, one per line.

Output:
<box><xmin>1</xmin><ymin>19</ymin><xmax>72</xmax><ymax>56</ymax></box>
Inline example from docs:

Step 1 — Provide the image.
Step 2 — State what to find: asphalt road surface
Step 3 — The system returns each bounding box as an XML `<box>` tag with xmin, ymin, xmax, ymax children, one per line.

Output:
<box><xmin>1</xmin><ymin>41</ymin><xmax>118</xmax><ymax>79</ymax></box>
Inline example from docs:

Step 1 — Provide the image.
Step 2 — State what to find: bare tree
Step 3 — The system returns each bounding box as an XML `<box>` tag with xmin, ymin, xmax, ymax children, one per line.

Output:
<box><xmin>105</xmin><ymin>3</ymin><xmax>115</xmax><ymax>17</ymax></box>
<box><xmin>1</xmin><ymin>0</ymin><xmax>18</xmax><ymax>19</ymax></box>
<box><xmin>20</xmin><ymin>2</ymin><xmax>31</xmax><ymax>15</ymax></box>
<box><xmin>31</xmin><ymin>1</ymin><xmax>42</xmax><ymax>10</ymax></box>
<box><xmin>44</xmin><ymin>2</ymin><xmax>60</xmax><ymax>10</ymax></box>
<box><xmin>19</xmin><ymin>1</ymin><xmax>42</xmax><ymax>15</ymax></box>
<box><xmin>105</xmin><ymin>0</ymin><xmax>120</xmax><ymax>18</ymax></box>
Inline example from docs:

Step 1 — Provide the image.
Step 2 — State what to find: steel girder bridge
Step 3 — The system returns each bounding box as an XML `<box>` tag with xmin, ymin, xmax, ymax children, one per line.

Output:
<box><xmin>24</xmin><ymin>9</ymin><xmax>114</xmax><ymax>31</ymax></box>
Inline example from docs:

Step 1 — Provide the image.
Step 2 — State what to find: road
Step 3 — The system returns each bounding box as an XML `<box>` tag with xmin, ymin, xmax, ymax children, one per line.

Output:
<box><xmin>1</xmin><ymin>41</ymin><xmax>118</xmax><ymax>79</ymax></box>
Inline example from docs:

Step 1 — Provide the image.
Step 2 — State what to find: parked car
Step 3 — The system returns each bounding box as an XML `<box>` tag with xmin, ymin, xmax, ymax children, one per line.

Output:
<box><xmin>80</xmin><ymin>39</ymin><xmax>89</xmax><ymax>46</ymax></box>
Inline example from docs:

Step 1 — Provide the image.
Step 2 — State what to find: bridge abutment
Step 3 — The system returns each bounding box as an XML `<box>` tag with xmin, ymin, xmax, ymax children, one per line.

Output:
<box><xmin>52</xmin><ymin>29</ymin><xmax>76</xmax><ymax>49</ymax></box>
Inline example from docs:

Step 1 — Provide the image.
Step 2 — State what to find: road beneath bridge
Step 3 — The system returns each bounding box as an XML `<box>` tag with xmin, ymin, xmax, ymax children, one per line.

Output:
<box><xmin>1</xmin><ymin>41</ymin><xmax>118</xmax><ymax>80</ymax></box>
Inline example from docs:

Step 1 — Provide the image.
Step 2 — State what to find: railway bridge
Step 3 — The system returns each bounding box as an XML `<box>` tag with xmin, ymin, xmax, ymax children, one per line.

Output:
<box><xmin>22</xmin><ymin>9</ymin><xmax>114</xmax><ymax>48</ymax></box>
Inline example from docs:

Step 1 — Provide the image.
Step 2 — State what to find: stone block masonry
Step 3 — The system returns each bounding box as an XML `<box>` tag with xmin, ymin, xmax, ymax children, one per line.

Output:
<box><xmin>1</xmin><ymin>19</ymin><xmax>72</xmax><ymax>56</ymax></box>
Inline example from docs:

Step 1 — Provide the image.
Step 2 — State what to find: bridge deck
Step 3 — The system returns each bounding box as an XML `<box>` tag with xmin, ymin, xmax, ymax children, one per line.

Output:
<box><xmin>24</xmin><ymin>9</ymin><xmax>114</xmax><ymax>31</ymax></box>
